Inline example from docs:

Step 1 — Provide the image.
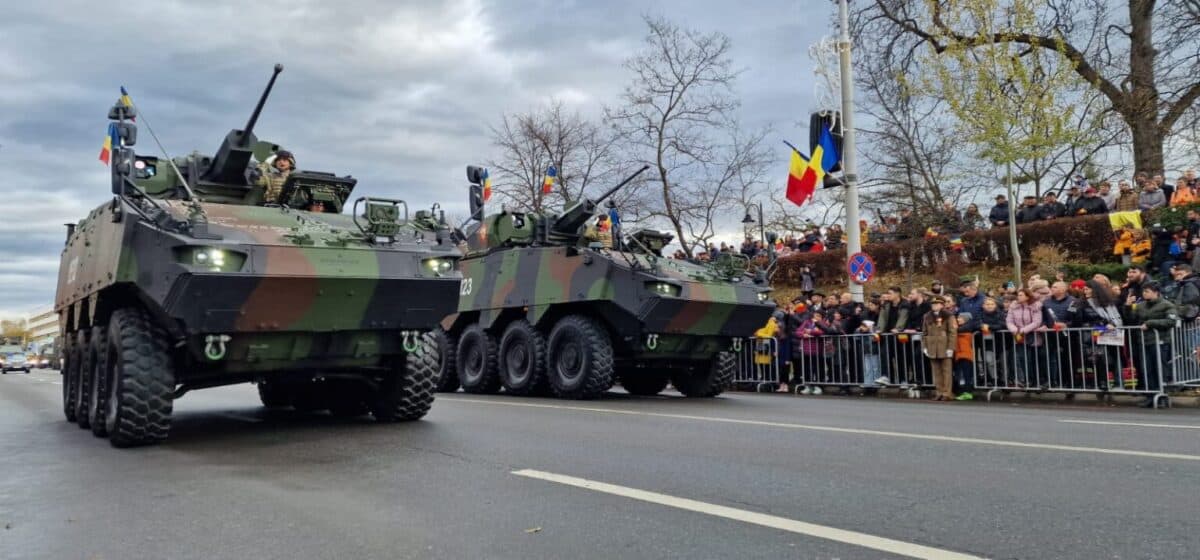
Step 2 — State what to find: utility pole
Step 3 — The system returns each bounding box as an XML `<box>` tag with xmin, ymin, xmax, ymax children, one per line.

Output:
<box><xmin>838</xmin><ymin>0</ymin><xmax>863</xmax><ymax>303</ymax></box>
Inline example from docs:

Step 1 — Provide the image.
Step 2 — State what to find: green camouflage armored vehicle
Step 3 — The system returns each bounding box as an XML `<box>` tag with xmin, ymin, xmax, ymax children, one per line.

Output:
<box><xmin>436</xmin><ymin>165</ymin><xmax>775</xmax><ymax>399</ymax></box>
<box><xmin>56</xmin><ymin>65</ymin><xmax>461</xmax><ymax>447</ymax></box>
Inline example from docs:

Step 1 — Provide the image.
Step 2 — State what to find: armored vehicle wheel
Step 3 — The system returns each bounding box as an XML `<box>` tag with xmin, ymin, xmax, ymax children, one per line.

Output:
<box><xmin>546</xmin><ymin>315</ymin><xmax>613</xmax><ymax>400</ymax></box>
<box><xmin>257</xmin><ymin>382</ymin><xmax>293</xmax><ymax>409</ymax></box>
<box><xmin>88</xmin><ymin>325</ymin><xmax>111</xmax><ymax>438</ymax></box>
<box><xmin>457</xmin><ymin>324</ymin><xmax>501</xmax><ymax>394</ymax></box>
<box><xmin>619</xmin><ymin>370</ymin><xmax>670</xmax><ymax>396</ymax></box>
<box><xmin>670</xmin><ymin>351</ymin><xmax>735</xmax><ymax>398</ymax></box>
<box><xmin>370</xmin><ymin>332</ymin><xmax>438</xmax><ymax>421</ymax></box>
<box><xmin>105</xmin><ymin>309</ymin><xmax>175</xmax><ymax>448</ymax></box>
<box><xmin>62</xmin><ymin>335</ymin><xmax>78</xmax><ymax>423</ymax></box>
<box><xmin>499</xmin><ymin>320</ymin><xmax>547</xmax><ymax>396</ymax></box>
<box><xmin>74</xmin><ymin>329</ymin><xmax>92</xmax><ymax>429</ymax></box>
<box><xmin>434</xmin><ymin>328</ymin><xmax>460</xmax><ymax>393</ymax></box>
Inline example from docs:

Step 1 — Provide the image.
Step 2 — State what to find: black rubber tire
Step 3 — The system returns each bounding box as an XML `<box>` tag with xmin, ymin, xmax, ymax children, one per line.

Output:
<box><xmin>499</xmin><ymin>320</ymin><xmax>548</xmax><ymax>396</ymax></box>
<box><xmin>546</xmin><ymin>315</ymin><xmax>613</xmax><ymax>400</ymax></box>
<box><xmin>457</xmin><ymin>324</ymin><xmax>501</xmax><ymax>394</ymax></box>
<box><xmin>257</xmin><ymin>382</ymin><xmax>293</xmax><ymax>409</ymax></box>
<box><xmin>434</xmin><ymin>328</ymin><xmax>461</xmax><ymax>393</ymax></box>
<box><xmin>62</xmin><ymin>335</ymin><xmax>78</xmax><ymax>422</ymax></box>
<box><xmin>74</xmin><ymin>329</ymin><xmax>92</xmax><ymax>429</ymax></box>
<box><xmin>105</xmin><ymin>309</ymin><xmax>175</xmax><ymax>448</ymax></box>
<box><xmin>619</xmin><ymin>370</ymin><xmax>670</xmax><ymax>396</ymax></box>
<box><xmin>671</xmin><ymin>351</ymin><xmax>735</xmax><ymax>398</ymax></box>
<box><xmin>370</xmin><ymin>332</ymin><xmax>438</xmax><ymax>421</ymax></box>
<box><xmin>88</xmin><ymin>324</ymin><xmax>111</xmax><ymax>438</ymax></box>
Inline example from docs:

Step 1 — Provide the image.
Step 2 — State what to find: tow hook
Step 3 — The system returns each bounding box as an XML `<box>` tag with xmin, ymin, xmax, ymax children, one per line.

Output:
<box><xmin>401</xmin><ymin>330</ymin><xmax>421</xmax><ymax>353</ymax></box>
<box><xmin>731</xmin><ymin>338</ymin><xmax>742</xmax><ymax>352</ymax></box>
<box><xmin>204</xmin><ymin>334</ymin><xmax>231</xmax><ymax>361</ymax></box>
<box><xmin>645</xmin><ymin>334</ymin><xmax>659</xmax><ymax>351</ymax></box>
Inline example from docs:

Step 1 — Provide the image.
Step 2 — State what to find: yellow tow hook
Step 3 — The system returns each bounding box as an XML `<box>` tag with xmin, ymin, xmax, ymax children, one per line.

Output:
<box><xmin>204</xmin><ymin>335</ymin><xmax>231</xmax><ymax>361</ymax></box>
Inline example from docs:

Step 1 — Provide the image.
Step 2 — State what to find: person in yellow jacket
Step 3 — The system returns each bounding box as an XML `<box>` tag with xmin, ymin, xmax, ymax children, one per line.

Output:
<box><xmin>1113</xmin><ymin>227</ymin><xmax>1134</xmax><ymax>257</ymax></box>
<box><xmin>1130</xmin><ymin>229</ymin><xmax>1152</xmax><ymax>265</ymax></box>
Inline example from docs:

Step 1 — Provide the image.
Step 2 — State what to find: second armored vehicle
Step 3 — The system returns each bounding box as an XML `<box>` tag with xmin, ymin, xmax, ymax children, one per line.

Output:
<box><xmin>56</xmin><ymin>66</ymin><xmax>461</xmax><ymax>447</ymax></box>
<box><xmin>437</xmin><ymin>165</ymin><xmax>775</xmax><ymax>399</ymax></box>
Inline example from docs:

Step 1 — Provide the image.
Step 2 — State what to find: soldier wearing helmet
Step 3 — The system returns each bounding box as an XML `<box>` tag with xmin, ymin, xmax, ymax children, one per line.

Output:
<box><xmin>584</xmin><ymin>214</ymin><xmax>614</xmax><ymax>249</ymax></box>
<box><xmin>256</xmin><ymin>150</ymin><xmax>295</xmax><ymax>205</ymax></box>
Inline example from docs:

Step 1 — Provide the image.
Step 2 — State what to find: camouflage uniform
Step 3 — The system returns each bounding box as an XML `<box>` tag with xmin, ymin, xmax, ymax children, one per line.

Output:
<box><xmin>257</xmin><ymin>152</ymin><xmax>295</xmax><ymax>204</ymax></box>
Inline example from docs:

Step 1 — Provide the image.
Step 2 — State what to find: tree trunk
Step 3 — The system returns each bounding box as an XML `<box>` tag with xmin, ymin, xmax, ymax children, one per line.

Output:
<box><xmin>1130</xmin><ymin>118</ymin><xmax>1166</xmax><ymax>176</ymax></box>
<box><xmin>1127</xmin><ymin>0</ymin><xmax>1163</xmax><ymax>176</ymax></box>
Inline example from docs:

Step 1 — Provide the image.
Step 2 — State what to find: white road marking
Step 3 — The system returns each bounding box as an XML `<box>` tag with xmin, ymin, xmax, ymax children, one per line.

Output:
<box><xmin>1061</xmin><ymin>419</ymin><xmax>1200</xmax><ymax>430</ymax></box>
<box><xmin>513</xmin><ymin>469</ymin><xmax>983</xmax><ymax>560</ymax></box>
<box><xmin>444</xmin><ymin>397</ymin><xmax>1200</xmax><ymax>462</ymax></box>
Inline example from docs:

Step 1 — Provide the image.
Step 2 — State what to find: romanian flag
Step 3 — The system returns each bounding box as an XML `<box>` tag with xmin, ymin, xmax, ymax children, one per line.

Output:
<box><xmin>98</xmin><ymin>122</ymin><xmax>116</xmax><ymax>165</ymax></box>
<box><xmin>925</xmin><ymin>227</ymin><xmax>938</xmax><ymax>238</ymax></box>
<box><xmin>816</xmin><ymin>122</ymin><xmax>839</xmax><ymax>172</ymax></box>
<box><xmin>542</xmin><ymin>165</ymin><xmax>556</xmax><ymax>194</ymax></box>
<box><xmin>785</xmin><ymin>145</ymin><xmax>824</xmax><ymax>207</ymax></box>
<box><xmin>481</xmin><ymin>168</ymin><xmax>492</xmax><ymax>202</ymax></box>
<box><xmin>950</xmin><ymin>236</ymin><xmax>964</xmax><ymax>252</ymax></box>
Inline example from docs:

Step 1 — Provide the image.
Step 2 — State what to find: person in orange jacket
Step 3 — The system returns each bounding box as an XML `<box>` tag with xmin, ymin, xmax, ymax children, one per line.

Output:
<box><xmin>1170</xmin><ymin>177</ymin><xmax>1197</xmax><ymax>206</ymax></box>
<box><xmin>953</xmin><ymin>312</ymin><xmax>978</xmax><ymax>400</ymax></box>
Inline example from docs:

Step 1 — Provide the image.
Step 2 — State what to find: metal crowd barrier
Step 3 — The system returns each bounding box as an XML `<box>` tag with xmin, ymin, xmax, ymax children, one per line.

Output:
<box><xmin>733</xmin><ymin>324</ymin><xmax>1198</xmax><ymax>408</ymax></box>
<box><xmin>972</xmin><ymin>326</ymin><xmax>1169</xmax><ymax>407</ymax></box>
<box><xmin>733</xmin><ymin>337</ymin><xmax>781</xmax><ymax>391</ymax></box>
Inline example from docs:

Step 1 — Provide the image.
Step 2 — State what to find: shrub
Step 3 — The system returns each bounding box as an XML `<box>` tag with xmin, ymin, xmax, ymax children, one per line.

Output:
<box><xmin>773</xmin><ymin>215</ymin><xmax>1116</xmax><ymax>288</ymax></box>
<box><xmin>1145</xmin><ymin>202</ymin><xmax>1200</xmax><ymax>231</ymax></box>
<box><xmin>1060</xmin><ymin>261</ymin><xmax>1130</xmax><ymax>282</ymax></box>
<box><xmin>1029</xmin><ymin>244</ymin><xmax>1073</xmax><ymax>279</ymax></box>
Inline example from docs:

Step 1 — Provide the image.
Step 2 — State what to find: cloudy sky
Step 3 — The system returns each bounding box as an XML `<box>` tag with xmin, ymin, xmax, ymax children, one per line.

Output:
<box><xmin>0</xmin><ymin>0</ymin><xmax>832</xmax><ymax>319</ymax></box>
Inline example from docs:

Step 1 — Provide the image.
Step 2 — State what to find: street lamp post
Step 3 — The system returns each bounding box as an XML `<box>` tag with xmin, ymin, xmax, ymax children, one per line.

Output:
<box><xmin>838</xmin><ymin>0</ymin><xmax>863</xmax><ymax>303</ymax></box>
<box><xmin>742</xmin><ymin>203</ymin><xmax>765</xmax><ymax>246</ymax></box>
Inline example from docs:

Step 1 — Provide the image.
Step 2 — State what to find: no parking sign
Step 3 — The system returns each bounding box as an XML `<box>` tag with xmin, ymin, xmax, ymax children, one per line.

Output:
<box><xmin>847</xmin><ymin>252</ymin><xmax>875</xmax><ymax>285</ymax></box>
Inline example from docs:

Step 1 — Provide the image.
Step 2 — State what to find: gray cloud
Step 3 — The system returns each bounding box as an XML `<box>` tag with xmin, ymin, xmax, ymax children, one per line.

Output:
<box><xmin>0</xmin><ymin>0</ymin><xmax>826</xmax><ymax>318</ymax></box>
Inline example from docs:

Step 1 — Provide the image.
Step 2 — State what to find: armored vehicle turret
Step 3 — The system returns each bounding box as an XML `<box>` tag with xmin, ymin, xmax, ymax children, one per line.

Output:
<box><xmin>56</xmin><ymin>65</ymin><xmax>461</xmax><ymax>447</ymax></box>
<box><xmin>437</xmin><ymin>165</ymin><xmax>775</xmax><ymax>399</ymax></box>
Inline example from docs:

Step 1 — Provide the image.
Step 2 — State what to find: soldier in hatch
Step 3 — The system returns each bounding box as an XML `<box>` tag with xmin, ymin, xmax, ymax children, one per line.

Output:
<box><xmin>256</xmin><ymin>149</ymin><xmax>295</xmax><ymax>205</ymax></box>
<box><xmin>584</xmin><ymin>214</ymin><xmax>614</xmax><ymax>249</ymax></box>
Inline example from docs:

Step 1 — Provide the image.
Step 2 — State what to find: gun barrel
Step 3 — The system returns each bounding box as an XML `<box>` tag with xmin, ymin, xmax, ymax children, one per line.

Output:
<box><xmin>595</xmin><ymin>164</ymin><xmax>650</xmax><ymax>204</ymax></box>
<box><xmin>240</xmin><ymin>64</ymin><xmax>284</xmax><ymax>146</ymax></box>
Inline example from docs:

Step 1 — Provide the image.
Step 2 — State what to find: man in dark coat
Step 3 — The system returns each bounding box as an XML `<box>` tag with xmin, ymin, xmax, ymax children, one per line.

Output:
<box><xmin>1037</xmin><ymin>192</ymin><xmax>1067</xmax><ymax>220</ymax></box>
<box><xmin>988</xmin><ymin>194</ymin><xmax>1011</xmax><ymax>228</ymax></box>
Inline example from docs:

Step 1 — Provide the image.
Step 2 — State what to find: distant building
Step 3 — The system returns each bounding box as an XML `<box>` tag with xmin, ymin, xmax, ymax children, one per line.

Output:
<box><xmin>24</xmin><ymin>306</ymin><xmax>58</xmax><ymax>351</ymax></box>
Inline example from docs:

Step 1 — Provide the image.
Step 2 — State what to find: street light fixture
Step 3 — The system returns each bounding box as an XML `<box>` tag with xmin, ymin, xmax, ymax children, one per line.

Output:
<box><xmin>742</xmin><ymin>203</ymin><xmax>765</xmax><ymax>245</ymax></box>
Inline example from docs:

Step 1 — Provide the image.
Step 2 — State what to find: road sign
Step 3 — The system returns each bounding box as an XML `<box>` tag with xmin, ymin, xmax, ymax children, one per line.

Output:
<box><xmin>847</xmin><ymin>252</ymin><xmax>875</xmax><ymax>285</ymax></box>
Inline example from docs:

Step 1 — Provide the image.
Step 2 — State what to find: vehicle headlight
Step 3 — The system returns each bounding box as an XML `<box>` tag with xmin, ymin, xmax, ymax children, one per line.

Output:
<box><xmin>175</xmin><ymin>246</ymin><xmax>247</xmax><ymax>272</ymax></box>
<box><xmin>757</xmin><ymin>291</ymin><xmax>771</xmax><ymax>303</ymax></box>
<box><xmin>422</xmin><ymin>257</ymin><xmax>458</xmax><ymax>276</ymax></box>
<box><xmin>646</xmin><ymin>282</ymin><xmax>682</xmax><ymax>297</ymax></box>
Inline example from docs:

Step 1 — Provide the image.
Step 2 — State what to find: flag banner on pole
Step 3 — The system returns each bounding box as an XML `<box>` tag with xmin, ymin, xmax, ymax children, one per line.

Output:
<box><xmin>542</xmin><ymin>165</ymin><xmax>556</xmax><ymax>194</ymax></box>
<box><xmin>785</xmin><ymin>142</ymin><xmax>824</xmax><ymax>208</ymax></box>
<box><xmin>98</xmin><ymin>122</ymin><xmax>116</xmax><ymax>165</ymax></box>
<box><xmin>817</xmin><ymin>122</ymin><xmax>839</xmax><ymax>172</ymax></box>
<box><xmin>119</xmin><ymin>86</ymin><xmax>135</xmax><ymax>121</ymax></box>
<box><xmin>482</xmin><ymin>168</ymin><xmax>492</xmax><ymax>202</ymax></box>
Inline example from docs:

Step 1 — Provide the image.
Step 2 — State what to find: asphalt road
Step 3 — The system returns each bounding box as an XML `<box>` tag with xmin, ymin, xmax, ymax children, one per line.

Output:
<box><xmin>2</xmin><ymin>369</ymin><xmax>1199</xmax><ymax>560</ymax></box>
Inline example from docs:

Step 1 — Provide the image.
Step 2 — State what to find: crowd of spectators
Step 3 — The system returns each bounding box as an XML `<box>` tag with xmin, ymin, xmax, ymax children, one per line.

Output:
<box><xmin>680</xmin><ymin>169</ymin><xmax>1200</xmax><ymax>263</ymax></box>
<box><xmin>760</xmin><ymin>264</ymin><xmax>1200</xmax><ymax>407</ymax></box>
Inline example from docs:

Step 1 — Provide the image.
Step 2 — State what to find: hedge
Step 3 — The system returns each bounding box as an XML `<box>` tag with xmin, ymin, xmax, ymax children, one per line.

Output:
<box><xmin>773</xmin><ymin>214</ymin><xmax>1117</xmax><ymax>287</ymax></box>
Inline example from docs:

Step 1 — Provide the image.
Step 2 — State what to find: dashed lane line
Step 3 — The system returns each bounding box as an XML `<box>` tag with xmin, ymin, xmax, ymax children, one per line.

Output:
<box><xmin>443</xmin><ymin>397</ymin><xmax>1200</xmax><ymax>462</ymax></box>
<box><xmin>513</xmin><ymin>469</ymin><xmax>983</xmax><ymax>560</ymax></box>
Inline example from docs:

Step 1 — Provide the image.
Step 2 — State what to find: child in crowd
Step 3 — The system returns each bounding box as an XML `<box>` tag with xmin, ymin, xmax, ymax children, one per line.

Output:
<box><xmin>953</xmin><ymin>312</ymin><xmax>977</xmax><ymax>400</ymax></box>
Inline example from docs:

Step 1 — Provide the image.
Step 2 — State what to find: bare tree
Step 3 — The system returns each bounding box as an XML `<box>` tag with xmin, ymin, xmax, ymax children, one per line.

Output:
<box><xmin>864</xmin><ymin>0</ymin><xmax>1200</xmax><ymax>176</ymax></box>
<box><xmin>487</xmin><ymin>101</ymin><xmax>620</xmax><ymax>214</ymax></box>
<box><xmin>606</xmin><ymin>16</ymin><xmax>771</xmax><ymax>257</ymax></box>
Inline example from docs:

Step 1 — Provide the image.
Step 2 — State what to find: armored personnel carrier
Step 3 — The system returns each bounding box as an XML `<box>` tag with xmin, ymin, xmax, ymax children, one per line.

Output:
<box><xmin>436</xmin><ymin>166</ymin><xmax>775</xmax><ymax>399</ymax></box>
<box><xmin>56</xmin><ymin>65</ymin><xmax>461</xmax><ymax>447</ymax></box>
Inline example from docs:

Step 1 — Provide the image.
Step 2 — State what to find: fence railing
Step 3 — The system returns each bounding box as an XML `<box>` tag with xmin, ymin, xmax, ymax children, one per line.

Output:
<box><xmin>732</xmin><ymin>324</ymin><xmax>1200</xmax><ymax>408</ymax></box>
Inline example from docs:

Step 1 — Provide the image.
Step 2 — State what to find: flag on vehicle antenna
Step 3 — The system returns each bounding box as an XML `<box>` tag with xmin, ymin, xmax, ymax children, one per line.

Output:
<box><xmin>98</xmin><ymin>122</ymin><xmax>116</xmax><ymax>165</ymax></box>
<box><xmin>542</xmin><ymin>165</ymin><xmax>556</xmax><ymax>194</ymax></box>
<box><xmin>119</xmin><ymin>86</ymin><xmax>135</xmax><ymax>121</ymax></box>
<box><xmin>482</xmin><ymin>168</ymin><xmax>492</xmax><ymax>202</ymax></box>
